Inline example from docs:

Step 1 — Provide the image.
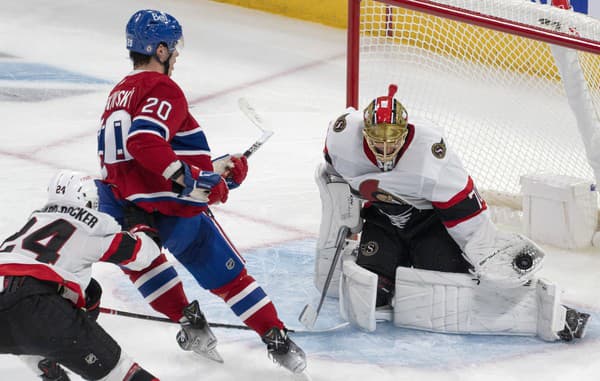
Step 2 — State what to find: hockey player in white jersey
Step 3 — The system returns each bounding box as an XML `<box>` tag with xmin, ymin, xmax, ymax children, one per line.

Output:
<box><xmin>0</xmin><ymin>170</ymin><xmax>179</xmax><ymax>380</ymax></box>
<box><xmin>315</xmin><ymin>84</ymin><xmax>589</xmax><ymax>341</ymax></box>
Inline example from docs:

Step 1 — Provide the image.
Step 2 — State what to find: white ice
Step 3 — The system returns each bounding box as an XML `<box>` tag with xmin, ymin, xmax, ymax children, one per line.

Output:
<box><xmin>0</xmin><ymin>0</ymin><xmax>599</xmax><ymax>380</ymax></box>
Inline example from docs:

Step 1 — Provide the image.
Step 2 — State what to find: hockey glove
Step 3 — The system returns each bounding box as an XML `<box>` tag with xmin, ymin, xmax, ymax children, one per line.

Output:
<box><xmin>225</xmin><ymin>155</ymin><xmax>248</xmax><ymax>189</ymax></box>
<box><xmin>212</xmin><ymin>154</ymin><xmax>248</xmax><ymax>190</ymax></box>
<box><xmin>38</xmin><ymin>359</ymin><xmax>70</xmax><ymax>381</ymax></box>
<box><xmin>123</xmin><ymin>204</ymin><xmax>160</xmax><ymax>246</ymax></box>
<box><xmin>178</xmin><ymin>161</ymin><xmax>222</xmax><ymax>202</ymax></box>
<box><xmin>84</xmin><ymin>278</ymin><xmax>102</xmax><ymax>321</ymax></box>
<box><xmin>208</xmin><ymin>178</ymin><xmax>229</xmax><ymax>204</ymax></box>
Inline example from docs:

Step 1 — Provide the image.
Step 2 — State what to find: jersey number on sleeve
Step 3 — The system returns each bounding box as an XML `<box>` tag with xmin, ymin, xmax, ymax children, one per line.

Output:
<box><xmin>98</xmin><ymin>109</ymin><xmax>134</xmax><ymax>165</ymax></box>
<box><xmin>0</xmin><ymin>217</ymin><xmax>76</xmax><ymax>264</ymax></box>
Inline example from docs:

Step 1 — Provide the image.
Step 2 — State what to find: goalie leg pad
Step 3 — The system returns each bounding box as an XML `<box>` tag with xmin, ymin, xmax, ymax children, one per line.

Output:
<box><xmin>393</xmin><ymin>267</ymin><xmax>542</xmax><ymax>336</ymax></box>
<box><xmin>339</xmin><ymin>256</ymin><xmax>378</xmax><ymax>332</ymax></box>
<box><xmin>314</xmin><ymin>163</ymin><xmax>362</xmax><ymax>297</ymax></box>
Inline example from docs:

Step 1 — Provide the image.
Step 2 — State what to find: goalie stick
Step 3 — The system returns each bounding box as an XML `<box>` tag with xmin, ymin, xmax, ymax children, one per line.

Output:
<box><xmin>298</xmin><ymin>226</ymin><xmax>350</xmax><ymax>329</ymax></box>
<box><xmin>238</xmin><ymin>98</ymin><xmax>274</xmax><ymax>158</ymax></box>
<box><xmin>99</xmin><ymin>306</ymin><xmax>350</xmax><ymax>333</ymax></box>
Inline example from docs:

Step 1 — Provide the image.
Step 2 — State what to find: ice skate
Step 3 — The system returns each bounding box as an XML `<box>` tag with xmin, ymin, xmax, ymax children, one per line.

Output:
<box><xmin>262</xmin><ymin>327</ymin><xmax>307</xmax><ymax>374</ymax></box>
<box><xmin>558</xmin><ymin>307</ymin><xmax>590</xmax><ymax>342</ymax></box>
<box><xmin>38</xmin><ymin>359</ymin><xmax>70</xmax><ymax>381</ymax></box>
<box><xmin>177</xmin><ymin>300</ymin><xmax>224</xmax><ymax>363</ymax></box>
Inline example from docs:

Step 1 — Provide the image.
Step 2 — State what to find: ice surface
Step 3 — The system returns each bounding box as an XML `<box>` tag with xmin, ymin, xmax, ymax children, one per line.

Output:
<box><xmin>0</xmin><ymin>1</ymin><xmax>599</xmax><ymax>380</ymax></box>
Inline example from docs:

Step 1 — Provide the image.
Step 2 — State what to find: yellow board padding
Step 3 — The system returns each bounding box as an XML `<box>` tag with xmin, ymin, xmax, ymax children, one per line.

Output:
<box><xmin>212</xmin><ymin>0</ymin><xmax>600</xmax><ymax>82</ymax></box>
<box><xmin>211</xmin><ymin>0</ymin><xmax>348</xmax><ymax>28</ymax></box>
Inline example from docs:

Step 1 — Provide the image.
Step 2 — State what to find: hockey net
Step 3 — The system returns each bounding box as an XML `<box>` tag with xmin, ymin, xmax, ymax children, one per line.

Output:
<box><xmin>347</xmin><ymin>0</ymin><xmax>600</xmax><ymax>220</ymax></box>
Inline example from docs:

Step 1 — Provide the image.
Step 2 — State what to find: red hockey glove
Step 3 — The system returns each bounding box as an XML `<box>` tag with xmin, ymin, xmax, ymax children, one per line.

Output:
<box><xmin>208</xmin><ymin>177</ymin><xmax>229</xmax><ymax>204</ymax></box>
<box><xmin>226</xmin><ymin>155</ymin><xmax>248</xmax><ymax>189</ymax></box>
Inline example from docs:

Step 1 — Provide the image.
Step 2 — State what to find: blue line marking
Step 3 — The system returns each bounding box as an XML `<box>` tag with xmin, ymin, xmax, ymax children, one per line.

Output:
<box><xmin>0</xmin><ymin>62</ymin><xmax>110</xmax><ymax>84</ymax></box>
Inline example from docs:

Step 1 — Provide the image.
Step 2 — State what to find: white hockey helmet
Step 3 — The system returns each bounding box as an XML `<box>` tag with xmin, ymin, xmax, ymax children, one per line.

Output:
<box><xmin>363</xmin><ymin>84</ymin><xmax>409</xmax><ymax>171</ymax></box>
<box><xmin>47</xmin><ymin>170</ymin><xmax>99</xmax><ymax>209</ymax></box>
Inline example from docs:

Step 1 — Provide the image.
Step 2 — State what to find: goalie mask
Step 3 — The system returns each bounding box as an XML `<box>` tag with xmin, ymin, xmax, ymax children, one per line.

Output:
<box><xmin>47</xmin><ymin>170</ymin><xmax>99</xmax><ymax>209</ymax></box>
<box><xmin>363</xmin><ymin>84</ymin><xmax>409</xmax><ymax>171</ymax></box>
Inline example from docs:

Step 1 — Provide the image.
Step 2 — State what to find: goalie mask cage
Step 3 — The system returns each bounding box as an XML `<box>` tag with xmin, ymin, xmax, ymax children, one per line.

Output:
<box><xmin>347</xmin><ymin>0</ymin><xmax>600</xmax><ymax>213</ymax></box>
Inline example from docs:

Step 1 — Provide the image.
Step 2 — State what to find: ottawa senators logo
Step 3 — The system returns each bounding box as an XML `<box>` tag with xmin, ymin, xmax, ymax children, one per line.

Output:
<box><xmin>332</xmin><ymin>113</ymin><xmax>349</xmax><ymax>132</ymax></box>
<box><xmin>431</xmin><ymin>138</ymin><xmax>446</xmax><ymax>159</ymax></box>
<box><xmin>360</xmin><ymin>241</ymin><xmax>379</xmax><ymax>256</ymax></box>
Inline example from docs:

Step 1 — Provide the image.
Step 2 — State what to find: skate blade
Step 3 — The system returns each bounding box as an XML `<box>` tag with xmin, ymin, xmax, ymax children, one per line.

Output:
<box><xmin>194</xmin><ymin>347</ymin><xmax>224</xmax><ymax>363</ymax></box>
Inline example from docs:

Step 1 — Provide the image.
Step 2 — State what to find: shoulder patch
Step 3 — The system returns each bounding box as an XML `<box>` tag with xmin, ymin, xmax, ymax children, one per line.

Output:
<box><xmin>431</xmin><ymin>138</ymin><xmax>446</xmax><ymax>159</ymax></box>
<box><xmin>332</xmin><ymin>113</ymin><xmax>349</xmax><ymax>132</ymax></box>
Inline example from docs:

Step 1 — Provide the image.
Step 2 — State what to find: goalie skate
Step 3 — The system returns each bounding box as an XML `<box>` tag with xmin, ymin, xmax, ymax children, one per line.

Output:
<box><xmin>177</xmin><ymin>301</ymin><xmax>223</xmax><ymax>363</ymax></box>
<box><xmin>262</xmin><ymin>327</ymin><xmax>307</xmax><ymax>374</ymax></box>
<box><xmin>558</xmin><ymin>307</ymin><xmax>590</xmax><ymax>342</ymax></box>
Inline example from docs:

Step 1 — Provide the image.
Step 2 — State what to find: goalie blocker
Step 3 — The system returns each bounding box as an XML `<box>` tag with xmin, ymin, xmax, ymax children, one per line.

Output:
<box><xmin>314</xmin><ymin>163</ymin><xmax>362</xmax><ymax>297</ymax></box>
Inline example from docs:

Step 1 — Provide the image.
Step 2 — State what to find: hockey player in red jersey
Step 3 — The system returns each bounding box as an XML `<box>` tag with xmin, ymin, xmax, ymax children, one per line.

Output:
<box><xmin>0</xmin><ymin>170</ymin><xmax>161</xmax><ymax>381</ymax></box>
<box><xmin>96</xmin><ymin>9</ymin><xmax>306</xmax><ymax>374</ymax></box>
<box><xmin>316</xmin><ymin>84</ymin><xmax>589</xmax><ymax>341</ymax></box>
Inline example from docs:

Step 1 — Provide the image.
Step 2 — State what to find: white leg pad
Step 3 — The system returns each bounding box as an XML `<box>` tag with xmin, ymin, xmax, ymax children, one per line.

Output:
<box><xmin>393</xmin><ymin>267</ymin><xmax>563</xmax><ymax>340</ymax></box>
<box><xmin>339</xmin><ymin>256</ymin><xmax>378</xmax><ymax>332</ymax></box>
<box><xmin>314</xmin><ymin>163</ymin><xmax>362</xmax><ymax>297</ymax></box>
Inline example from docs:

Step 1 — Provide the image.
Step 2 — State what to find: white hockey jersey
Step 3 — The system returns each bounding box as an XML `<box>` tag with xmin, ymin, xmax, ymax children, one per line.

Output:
<box><xmin>324</xmin><ymin>108</ymin><xmax>491</xmax><ymax>249</ymax></box>
<box><xmin>0</xmin><ymin>202</ymin><xmax>161</xmax><ymax>307</ymax></box>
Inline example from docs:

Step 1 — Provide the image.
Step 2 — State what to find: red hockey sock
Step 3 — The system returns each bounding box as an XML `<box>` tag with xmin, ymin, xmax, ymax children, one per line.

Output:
<box><xmin>122</xmin><ymin>253</ymin><xmax>189</xmax><ymax>322</ymax></box>
<box><xmin>211</xmin><ymin>269</ymin><xmax>284</xmax><ymax>336</ymax></box>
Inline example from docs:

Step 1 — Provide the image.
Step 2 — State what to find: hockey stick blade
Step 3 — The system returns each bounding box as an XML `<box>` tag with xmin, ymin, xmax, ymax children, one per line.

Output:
<box><xmin>238</xmin><ymin>97</ymin><xmax>267</xmax><ymax>132</ymax></box>
<box><xmin>238</xmin><ymin>97</ymin><xmax>274</xmax><ymax>158</ymax></box>
<box><xmin>298</xmin><ymin>226</ymin><xmax>350</xmax><ymax>330</ymax></box>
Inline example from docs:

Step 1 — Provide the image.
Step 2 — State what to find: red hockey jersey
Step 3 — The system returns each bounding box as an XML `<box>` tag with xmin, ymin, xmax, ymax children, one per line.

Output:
<box><xmin>98</xmin><ymin>70</ymin><xmax>213</xmax><ymax>217</ymax></box>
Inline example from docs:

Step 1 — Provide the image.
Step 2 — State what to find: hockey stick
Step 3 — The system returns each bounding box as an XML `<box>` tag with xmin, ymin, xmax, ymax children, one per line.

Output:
<box><xmin>238</xmin><ymin>98</ymin><xmax>274</xmax><ymax>158</ymax></box>
<box><xmin>298</xmin><ymin>226</ymin><xmax>350</xmax><ymax>330</ymax></box>
<box><xmin>99</xmin><ymin>307</ymin><xmax>257</xmax><ymax>331</ymax></box>
<box><xmin>99</xmin><ymin>306</ymin><xmax>352</xmax><ymax>333</ymax></box>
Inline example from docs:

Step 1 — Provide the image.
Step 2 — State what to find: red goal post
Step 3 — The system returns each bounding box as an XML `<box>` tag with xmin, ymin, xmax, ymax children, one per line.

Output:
<box><xmin>346</xmin><ymin>0</ymin><xmax>600</xmax><ymax>214</ymax></box>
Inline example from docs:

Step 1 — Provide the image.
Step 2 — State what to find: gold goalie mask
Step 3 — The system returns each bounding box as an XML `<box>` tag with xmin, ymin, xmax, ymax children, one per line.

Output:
<box><xmin>363</xmin><ymin>84</ymin><xmax>409</xmax><ymax>171</ymax></box>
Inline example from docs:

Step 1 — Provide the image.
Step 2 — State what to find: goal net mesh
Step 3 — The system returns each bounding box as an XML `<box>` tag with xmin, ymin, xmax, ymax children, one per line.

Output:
<box><xmin>356</xmin><ymin>0</ymin><xmax>600</xmax><ymax>208</ymax></box>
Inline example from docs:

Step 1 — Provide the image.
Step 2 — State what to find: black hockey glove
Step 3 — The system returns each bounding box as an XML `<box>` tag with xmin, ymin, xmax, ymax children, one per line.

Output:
<box><xmin>38</xmin><ymin>359</ymin><xmax>70</xmax><ymax>381</ymax></box>
<box><xmin>84</xmin><ymin>278</ymin><xmax>102</xmax><ymax>321</ymax></box>
<box><xmin>123</xmin><ymin>204</ymin><xmax>161</xmax><ymax>246</ymax></box>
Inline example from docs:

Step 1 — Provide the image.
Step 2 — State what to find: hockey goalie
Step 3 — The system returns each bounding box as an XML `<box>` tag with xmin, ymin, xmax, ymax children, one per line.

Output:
<box><xmin>314</xmin><ymin>80</ymin><xmax>590</xmax><ymax>342</ymax></box>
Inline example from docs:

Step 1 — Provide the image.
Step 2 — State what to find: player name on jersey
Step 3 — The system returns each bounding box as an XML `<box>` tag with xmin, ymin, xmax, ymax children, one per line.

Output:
<box><xmin>43</xmin><ymin>204</ymin><xmax>99</xmax><ymax>228</ymax></box>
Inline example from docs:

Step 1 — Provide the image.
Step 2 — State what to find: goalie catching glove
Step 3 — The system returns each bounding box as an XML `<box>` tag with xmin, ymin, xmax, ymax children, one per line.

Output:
<box><xmin>463</xmin><ymin>219</ymin><xmax>545</xmax><ymax>288</ymax></box>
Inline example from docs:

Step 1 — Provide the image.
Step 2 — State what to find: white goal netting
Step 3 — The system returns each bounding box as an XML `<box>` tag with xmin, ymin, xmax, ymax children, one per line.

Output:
<box><xmin>355</xmin><ymin>0</ymin><xmax>600</xmax><ymax>209</ymax></box>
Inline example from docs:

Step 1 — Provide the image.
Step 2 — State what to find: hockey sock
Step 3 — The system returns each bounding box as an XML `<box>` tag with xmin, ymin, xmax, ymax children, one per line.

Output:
<box><xmin>211</xmin><ymin>268</ymin><xmax>284</xmax><ymax>336</ymax></box>
<box><xmin>122</xmin><ymin>253</ymin><xmax>189</xmax><ymax>321</ymax></box>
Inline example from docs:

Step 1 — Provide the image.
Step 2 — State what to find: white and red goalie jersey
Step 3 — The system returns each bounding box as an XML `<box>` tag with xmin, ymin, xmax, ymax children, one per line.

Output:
<box><xmin>0</xmin><ymin>202</ymin><xmax>161</xmax><ymax>308</ymax></box>
<box><xmin>324</xmin><ymin>107</ymin><xmax>490</xmax><ymax>249</ymax></box>
<box><xmin>98</xmin><ymin>70</ymin><xmax>213</xmax><ymax>217</ymax></box>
